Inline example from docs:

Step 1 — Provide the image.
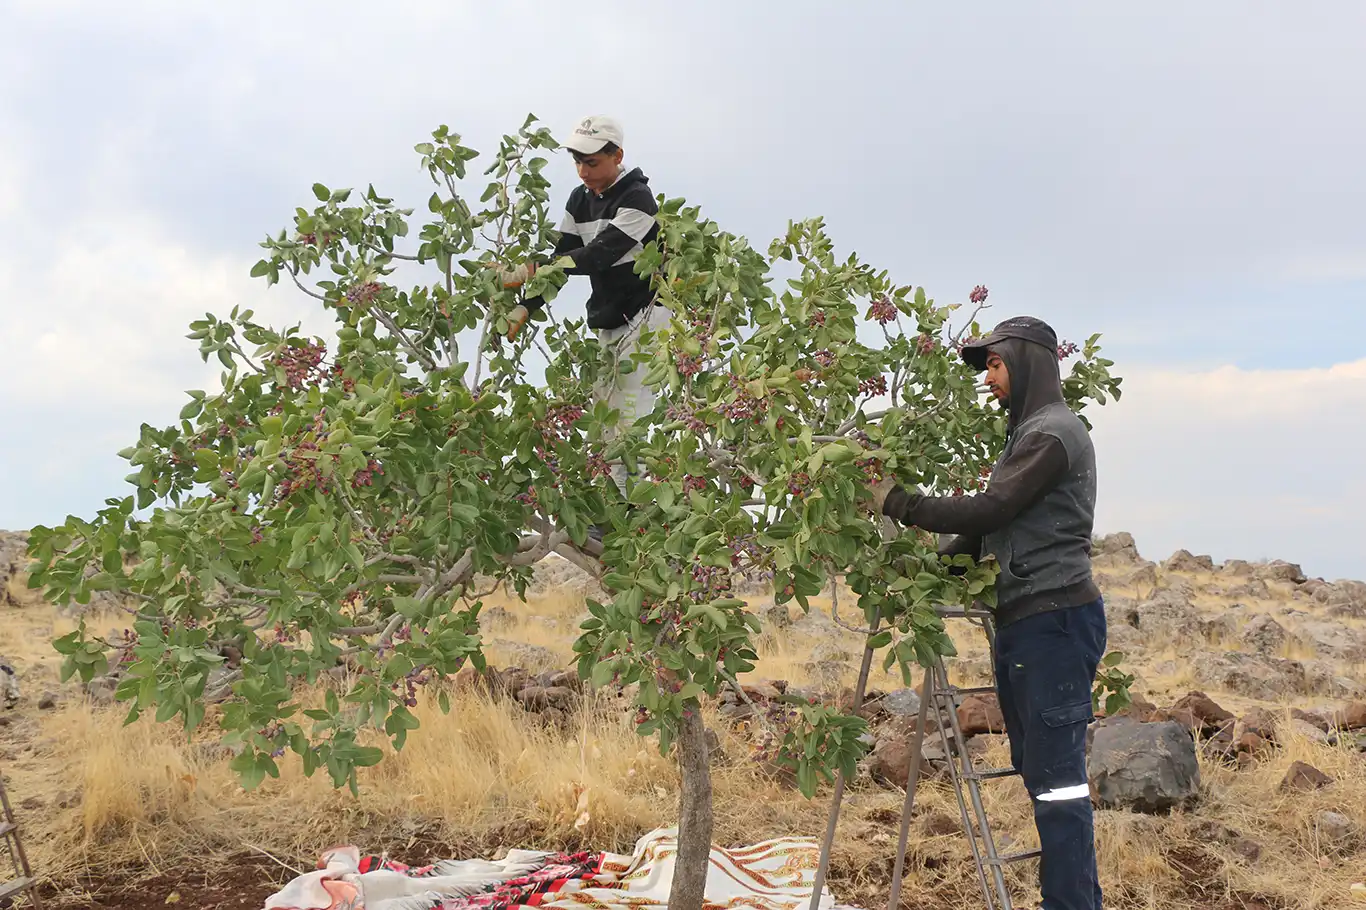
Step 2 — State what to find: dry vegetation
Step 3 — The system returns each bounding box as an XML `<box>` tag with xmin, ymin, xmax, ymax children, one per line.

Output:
<box><xmin>1</xmin><ymin>538</ymin><xmax>1364</xmax><ymax>910</ymax></box>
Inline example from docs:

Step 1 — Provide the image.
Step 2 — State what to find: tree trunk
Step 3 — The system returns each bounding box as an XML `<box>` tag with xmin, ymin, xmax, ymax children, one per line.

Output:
<box><xmin>670</xmin><ymin>703</ymin><xmax>714</xmax><ymax>910</ymax></box>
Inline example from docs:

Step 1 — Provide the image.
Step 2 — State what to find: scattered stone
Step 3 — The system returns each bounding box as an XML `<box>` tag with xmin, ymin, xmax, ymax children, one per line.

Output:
<box><xmin>867</xmin><ymin>733</ymin><xmax>936</xmax><ymax>788</ymax></box>
<box><xmin>19</xmin><ymin>796</ymin><xmax>41</xmax><ymax>811</ymax></box>
<box><xmin>37</xmin><ymin>691</ymin><xmax>58</xmax><ymax>710</ymax></box>
<box><xmin>1292</xmin><ymin>707</ymin><xmax>1335</xmax><ymax>732</ymax></box>
<box><xmin>1190</xmin><ymin>651</ymin><xmax>1307</xmax><ymax>701</ymax></box>
<box><xmin>1298</xmin><ymin>578</ymin><xmax>1329</xmax><ymax>597</ymax></box>
<box><xmin>1295</xmin><ymin>620</ymin><xmax>1366</xmax><ymax>661</ymax></box>
<box><xmin>516</xmin><ymin>685</ymin><xmax>575</xmax><ymax>712</ymax></box>
<box><xmin>761</xmin><ymin>604</ymin><xmax>792</xmax><ymax>631</ymax></box>
<box><xmin>1339</xmin><ymin>702</ymin><xmax>1366</xmax><ymax>731</ymax></box>
<box><xmin>790</xmin><ymin>606</ymin><xmax>839</xmax><ymax>635</ymax></box>
<box><xmin>1256</xmin><ymin>560</ymin><xmax>1306</xmax><ymax>584</ymax></box>
<box><xmin>1284</xmin><ymin>719</ymin><xmax>1331</xmax><ymax>746</ymax></box>
<box><xmin>1133</xmin><ymin>590</ymin><xmax>1203</xmax><ymax>643</ymax></box>
<box><xmin>882</xmin><ymin>688</ymin><xmax>922</xmax><ymax>719</ymax></box>
<box><xmin>1171</xmin><ymin>691</ymin><xmax>1234</xmax><ymax>731</ymax></box>
<box><xmin>0</xmin><ymin>531</ymin><xmax>32</xmax><ymax>607</ymax></box>
<box><xmin>1231</xmin><ymin>838</ymin><xmax>1263</xmax><ymax>864</ymax></box>
<box><xmin>479</xmin><ymin>606</ymin><xmax>515</xmax><ymax>631</ymax></box>
<box><xmin>489</xmin><ymin>641</ymin><xmax>561</xmax><ymax>674</ymax></box>
<box><xmin>193</xmin><ymin>741</ymin><xmax>233</xmax><ymax>764</ymax></box>
<box><xmin>1088</xmin><ymin>719</ymin><xmax>1200</xmax><ymax>812</ymax></box>
<box><xmin>957</xmin><ymin>694</ymin><xmax>1006</xmax><ymax>736</ymax></box>
<box><xmin>1093</xmin><ymin>532</ymin><xmax>1143</xmax><ymax>563</ymax></box>
<box><xmin>1234</xmin><ymin>732</ymin><xmax>1269</xmax><ymax>757</ymax></box>
<box><xmin>1303</xmin><ymin>662</ymin><xmax>1364</xmax><ymax>699</ymax></box>
<box><xmin>1222</xmin><ymin>559</ymin><xmax>1253</xmax><ymax>576</ymax></box>
<box><xmin>809</xmin><ymin>641</ymin><xmax>854</xmax><ymax>664</ymax></box>
<box><xmin>1106</xmin><ymin>694</ymin><xmax>1158</xmax><ymax>722</ymax></box>
<box><xmin>1202</xmin><ymin>721</ymin><xmax>1238</xmax><ymax>763</ymax></box>
<box><xmin>1200</xmin><ymin>604</ymin><xmax>1248</xmax><ymax>643</ymax></box>
<box><xmin>1165</xmin><ymin>550</ymin><xmax>1215</xmax><ymax>572</ymax></box>
<box><xmin>740</xmin><ymin>680</ymin><xmax>784</xmax><ymax>702</ymax></box>
<box><xmin>1124</xmin><ymin>563</ymin><xmax>1160</xmax><ymax>590</ymax></box>
<box><xmin>1240</xmin><ymin>614</ymin><xmax>1289</xmax><ymax>657</ymax></box>
<box><xmin>1314</xmin><ymin>811</ymin><xmax>1355</xmax><ymax>845</ymax></box>
<box><xmin>1237</xmin><ymin>708</ymin><xmax>1279</xmax><ymax>743</ymax></box>
<box><xmin>1279</xmin><ymin>761</ymin><xmax>1333</xmax><ymax>792</ymax></box>
<box><xmin>1225</xmin><ymin>579</ymin><xmax>1272</xmax><ymax>601</ymax></box>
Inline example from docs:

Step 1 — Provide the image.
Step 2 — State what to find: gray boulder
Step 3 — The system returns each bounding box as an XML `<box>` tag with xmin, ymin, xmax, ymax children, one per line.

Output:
<box><xmin>1164</xmin><ymin>549</ymin><xmax>1215</xmax><ymax>572</ymax></box>
<box><xmin>761</xmin><ymin>603</ymin><xmax>793</xmax><ymax>631</ymax></box>
<box><xmin>1240</xmin><ymin>614</ymin><xmax>1289</xmax><ymax>656</ymax></box>
<box><xmin>1088</xmin><ymin>718</ymin><xmax>1200</xmax><ymax>812</ymax></box>
<box><xmin>1092</xmin><ymin>532</ymin><xmax>1143</xmax><ymax>564</ymax></box>
<box><xmin>1132</xmin><ymin>589</ymin><xmax>1203</xmax><ymax>644</ymax></box>
<box><xmin>1191</xmin><ymin>650</ymin><xmax>1307</xmax><ymax>701</ymax></box>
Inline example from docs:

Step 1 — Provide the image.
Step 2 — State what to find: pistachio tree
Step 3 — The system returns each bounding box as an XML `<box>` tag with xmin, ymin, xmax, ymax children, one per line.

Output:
<box><xmin>29</xmin><ymin>115</ymin><xmax>1123</xmax><ymax>910</ymax></box>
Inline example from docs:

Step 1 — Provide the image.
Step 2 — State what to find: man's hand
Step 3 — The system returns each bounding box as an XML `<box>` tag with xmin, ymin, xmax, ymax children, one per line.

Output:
<box><xmin>867</xmin><ymin>476</ymin><xmax>898</xmax><ymax>516</ymax></box>
<box><xmin>505</xmin><ymin>304</ymin><xmax>530</xmax><ymax>341</ymax></box>
<box><xmin>496</xmin><ymin>262</ymin><xmax>536</xmax><ymax>288</ymax></box>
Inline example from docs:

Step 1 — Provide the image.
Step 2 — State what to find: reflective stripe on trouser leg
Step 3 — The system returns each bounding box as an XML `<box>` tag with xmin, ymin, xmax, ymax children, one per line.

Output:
<box><xmin>1036</xmin><ymin>784</ymin><xmax>1091</xmax><ymax>802</ymax></box>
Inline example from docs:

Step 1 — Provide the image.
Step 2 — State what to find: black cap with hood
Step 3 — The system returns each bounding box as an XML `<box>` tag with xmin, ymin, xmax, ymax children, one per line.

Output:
<box><xmin>961</xmin><ymin>316</ymin><xmax>1064</xmax><ymax>435</ymax></box>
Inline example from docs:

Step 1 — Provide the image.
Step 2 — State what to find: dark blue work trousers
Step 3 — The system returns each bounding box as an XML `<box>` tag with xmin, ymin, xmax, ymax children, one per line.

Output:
<box><xmin>993</xmin><ymin>598</ymin><xmax>1107</xmax><ymax>910</ymax></box>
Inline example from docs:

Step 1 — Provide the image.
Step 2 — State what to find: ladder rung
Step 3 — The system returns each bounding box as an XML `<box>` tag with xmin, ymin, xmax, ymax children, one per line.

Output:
<box><xmin>966</xmin><ymin>766</ymin><xmax>1018</xmax><ymax>780</ymax></box>
<box><xmin>0</xmin><ymin>822</ymin><xmax>14</xmax><ymax>836</ymax></box>
<box><xmin>985</xmin><ymin>849</ymin><xmax>1042</xmax><ymax>865</ymax></box>
<box><xmin>949</xmin><ymin>685</ymin><xmax>996</xmax><ymax>696</ymax></box>
<box><xmin>0</xmin><ymin>877</ymin><xmax>35</xmax><ymax>900</ymax></box>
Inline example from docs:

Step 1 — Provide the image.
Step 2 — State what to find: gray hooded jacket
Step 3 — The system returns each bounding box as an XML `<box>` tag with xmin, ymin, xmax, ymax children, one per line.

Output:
<box><xmin>882</xmin><ymin>334</ymin><xmax>1101</xmax><ymax>626</ymax></box>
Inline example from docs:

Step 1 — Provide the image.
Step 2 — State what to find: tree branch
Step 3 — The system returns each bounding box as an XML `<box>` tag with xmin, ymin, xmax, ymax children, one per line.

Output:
<box><xmin>553</xmin><ymin>544</ymin><xmax>605</xmax><ymax>579</ymax></box>
<box><xmin>362</xmin><ymin>240</ymin><xmax>420</xmax><ymax>262</ymax></box>
<box><xmin>372</xmin><ymin>310</ymin><xmax>437</xmax><ymax>372</ymax></box>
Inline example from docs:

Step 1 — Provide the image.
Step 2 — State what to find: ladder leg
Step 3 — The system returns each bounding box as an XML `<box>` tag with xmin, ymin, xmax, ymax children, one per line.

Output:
<box><xmin>808</xmin><ymin>616</ymin><xmax>882</xmax><ymax>910</ymax></box>
<box><xmin>933</xmin><ymin>659</ymin><xmax>1002</xmax><ymax>910</ymax></box>
<box><xmin>885</xmin><ymin>666</ymin><xmax>933</xmax><ymax>910</ymax></box>
<box><xmin>940</xmin><ymin>656</ymin><xmax>1013</xmax><ymax>910</ymax></box>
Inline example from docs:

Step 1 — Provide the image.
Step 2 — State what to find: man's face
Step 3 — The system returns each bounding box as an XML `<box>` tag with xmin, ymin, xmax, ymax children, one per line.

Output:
<box><xmin>984</xmin><ymin>351</ymin><xmax>1010</xmax><ymax>403</ymax></box>
<box><xmin>575</xmin><ymin>147</ymin><xmax>624</xmax><ymax>194</ymax></box>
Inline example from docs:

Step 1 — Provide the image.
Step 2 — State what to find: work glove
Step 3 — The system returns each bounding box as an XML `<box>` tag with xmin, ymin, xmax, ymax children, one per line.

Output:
<box><xmin>505</xmin><ymin>304</ymin><xmax>531</xmax><ymax>341</ymax></box>
<box><xmin>866</xmin><ymin>476</ymin><xmax>898</xmax><ymax>516</ymax></box>
<box><xmin>496</xmin><ymin>262</ymin><xmax>536</xmax><ymax>288</ymax></box>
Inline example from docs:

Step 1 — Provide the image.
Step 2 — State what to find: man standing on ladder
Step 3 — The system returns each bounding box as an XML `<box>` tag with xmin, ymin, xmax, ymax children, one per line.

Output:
<box><xmin>497</xmin><ymin>115</ymin><xmax>666</xmax><ymax>537</ymax></box>
<box><xmin>869</xmin><ymin>316</ymin><xmax>1106</xmax><ymax>910</ymax></box>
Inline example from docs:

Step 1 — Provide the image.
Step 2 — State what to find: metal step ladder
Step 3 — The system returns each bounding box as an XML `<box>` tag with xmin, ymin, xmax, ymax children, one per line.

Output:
<box><xmin>809</xmin><ymin>605</ymin><xmax>1036</xmax><ymax>910</ymax></box>
<box><xmin>0</xmin><ymin>768</ymin><xmax>40</xmax><ymax>908</ymax></box>
<box><xmin>885</xmin><ymin>606</ymin><xmax>1034</xmax><ymax>910</ymax></box>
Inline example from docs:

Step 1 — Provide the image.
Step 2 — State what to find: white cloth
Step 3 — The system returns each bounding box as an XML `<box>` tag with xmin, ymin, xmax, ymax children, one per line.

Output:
<box><xmin>593</xmin><ymin>304</ymin><xmax>670</xmax><ymax>495</ymax></box>
<box><xmin>263</xmin><ymin>845</ymin><xmax>552</xmax><ymax>910</ymax></box>
<box><xmin>538</xmin><ymin>828</ymin><xmax>839</xmax><ymax>910</ymax></box>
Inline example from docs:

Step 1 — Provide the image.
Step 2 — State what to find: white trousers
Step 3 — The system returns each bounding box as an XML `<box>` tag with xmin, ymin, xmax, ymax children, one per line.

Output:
<box><xmin>593</xmin><ymin>305</ymin><xmax>670</xmax><ymax>495</ymax></box>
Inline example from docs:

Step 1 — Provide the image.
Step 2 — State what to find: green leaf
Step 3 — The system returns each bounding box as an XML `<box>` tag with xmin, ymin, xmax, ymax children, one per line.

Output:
<box><xmin>313</xmin><ymin>183</ymin><xmax>330</xmax><ymax>202</ymax></box>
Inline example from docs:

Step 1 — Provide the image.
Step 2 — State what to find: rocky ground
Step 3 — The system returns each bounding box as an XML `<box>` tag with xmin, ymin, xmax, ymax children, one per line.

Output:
<box><xmin>1</xmin><ymin>530</ymin><xmax>1364</xmax><ymax>909</ymax></box>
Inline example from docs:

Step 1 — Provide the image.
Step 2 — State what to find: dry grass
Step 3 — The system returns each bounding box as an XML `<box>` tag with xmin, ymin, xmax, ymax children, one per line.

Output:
<box><xmin>3</xmin><ymin>560</ymin><xmax>1366</xmax><ymax>909</ymax></box>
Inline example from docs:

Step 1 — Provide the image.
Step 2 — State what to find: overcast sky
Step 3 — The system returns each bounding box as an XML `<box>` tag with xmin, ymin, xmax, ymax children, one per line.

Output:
<box><xmin>1</xmin><ymin>1</ymin><xmax>1362</xmax><ymax>580</ymax></box>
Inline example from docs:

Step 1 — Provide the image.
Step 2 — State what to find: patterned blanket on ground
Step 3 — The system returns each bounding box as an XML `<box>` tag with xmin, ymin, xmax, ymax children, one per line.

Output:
<box><xmin>263</xmin><ymin>828</ymin><xmax>842</xmax><ymax>910</ymax></box>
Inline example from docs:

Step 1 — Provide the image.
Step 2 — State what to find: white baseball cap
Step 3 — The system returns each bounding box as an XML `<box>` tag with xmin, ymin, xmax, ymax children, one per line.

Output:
<box><xmin>565</xmin><ymin>115</ymin><xmax>624</xmax><ymax>155</ymax></box>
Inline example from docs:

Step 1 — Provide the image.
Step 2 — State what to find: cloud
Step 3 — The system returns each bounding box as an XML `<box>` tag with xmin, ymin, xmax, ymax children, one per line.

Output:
<box><xmin>0</xmin><ymin>215</ymin><xmax>311</xmax><ymax>526</ymax></box>
<box><xmin>1088</xmin><ymin>358</ymin><xmax>1366</xmax><ymax>581</ymax></box>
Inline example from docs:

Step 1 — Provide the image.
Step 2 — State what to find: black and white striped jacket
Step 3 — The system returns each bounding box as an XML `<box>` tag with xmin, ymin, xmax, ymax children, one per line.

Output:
<box><xmin>525</xmin><ymin>167</ymin><xmax>660</xmax><ymax>330</ymax></box>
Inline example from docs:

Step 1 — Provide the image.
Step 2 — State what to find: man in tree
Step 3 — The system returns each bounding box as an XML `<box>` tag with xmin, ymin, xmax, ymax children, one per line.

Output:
<box><xmin>498</xmin><ymin>115</ymin><xmax>666</xmax><ymax>505</ymax></box>
<box><xmin>869</xmin><ymin>316</ymin><xmax>1106</xmax><ymax>910</ymax></box>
